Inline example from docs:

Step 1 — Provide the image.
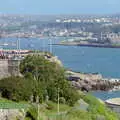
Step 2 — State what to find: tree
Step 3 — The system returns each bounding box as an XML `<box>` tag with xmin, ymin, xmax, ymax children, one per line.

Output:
<box><xmin>0</xmin><ymin>76</ymin><xmax>33</xmax><ymax>101</ymax></box>
<box><xmin>20</xmin><ymin>55</ymin><xmax>79</xmax><ymax>105</ymax></box>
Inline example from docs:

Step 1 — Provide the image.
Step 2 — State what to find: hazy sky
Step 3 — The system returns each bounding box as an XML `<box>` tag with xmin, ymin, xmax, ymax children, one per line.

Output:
<box><xmin>0</xmin><ymin>0</ymin><xmax>120</xmax><ymax>14</ymax></box>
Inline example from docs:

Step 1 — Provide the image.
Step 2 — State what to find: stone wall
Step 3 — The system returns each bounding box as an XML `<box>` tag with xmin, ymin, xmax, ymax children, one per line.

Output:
<box><xmin>0</xmin><ymin>60</ymin><xmax>10</xmax><ymax>79</ymax></box>
<box><xmin>0</xmin><ymin>59</ymin><xmax>21</xmax><ymax>79</ymax></box>
<box><xmin>8</xmin><ymin>59</ymin><xmax>21</xmax><ymax>77</ymax></box>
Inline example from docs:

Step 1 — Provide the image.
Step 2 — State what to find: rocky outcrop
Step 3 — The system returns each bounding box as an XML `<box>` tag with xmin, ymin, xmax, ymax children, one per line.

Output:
<box><xmin>66</xmin><ymin>71</ymin><xmax>120</xmax><ymax>92</ymax></box>
<box><xmin>44</xmin><ymin>54</ymin><xmax>63</xmax><ymax>66</ymax></box>
<box><xmin>0</xmin><ymin>109</ymin><xmax>24</xmax><ymax>120</ymax></box>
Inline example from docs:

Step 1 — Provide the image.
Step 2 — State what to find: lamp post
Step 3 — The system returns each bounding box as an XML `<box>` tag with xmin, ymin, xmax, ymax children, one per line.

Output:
<box><xmin>57</xmin><ymin>87</ymin><xmax>60</xmax><ymax>115</ymax></box>
<box><xmin>36</xmin><ymin>96</ymin><xmax>40</xmax><ymax>120</ymax></box>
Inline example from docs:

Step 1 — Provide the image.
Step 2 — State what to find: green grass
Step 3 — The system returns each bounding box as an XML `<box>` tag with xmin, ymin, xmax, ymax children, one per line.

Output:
<box><xmin>40</xmin><ymin>101</ymin><xmax>72</xmax><ymax>118</ymax></box>
<box><xmin>41</xmin><ymin>94</ymin><xmax>119</xmax><ymax>120</ymax></box>
<box><xmin>0</xmin><ymin>98</ymin><xmax>29</xmax><ymax>109</ymax></box>
<box><xmin>26</xmin><ymin>101</ymin><xmax>72</xmax><ymax>120</ymax></box>
<box><xmin>0</xmin><ymin>95</ymin><xmax>119</xmax><ymax>120</ymax></box>
<box><xmin>25</xmin><ymin>96</ymin><xmax>120</xmax><ymax>120</ymax></box>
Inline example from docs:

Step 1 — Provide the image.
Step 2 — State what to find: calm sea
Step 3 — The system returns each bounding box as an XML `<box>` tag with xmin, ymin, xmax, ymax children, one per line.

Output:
<box><xmin>1</xmin><ymin>37</ymin><xmax>120</xmax><ymax>100</ymax></box>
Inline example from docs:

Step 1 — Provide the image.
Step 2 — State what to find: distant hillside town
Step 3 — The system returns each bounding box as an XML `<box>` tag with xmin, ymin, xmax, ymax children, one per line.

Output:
<box><xmin>1</xmin><ymin>14</ymin><xmax>120</xmax><ymax>45</ymax></box>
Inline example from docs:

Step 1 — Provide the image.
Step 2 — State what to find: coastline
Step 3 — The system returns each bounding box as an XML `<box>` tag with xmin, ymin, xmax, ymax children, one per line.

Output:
<box><xmin>66</xmin><ymin>70</ymin><xmax>120</xmax><ymax>92</ymax></box>
<box><xmin>51</xmin><ymin>43</ymin><xmax>120</xmax><ymax>48</ymax></box>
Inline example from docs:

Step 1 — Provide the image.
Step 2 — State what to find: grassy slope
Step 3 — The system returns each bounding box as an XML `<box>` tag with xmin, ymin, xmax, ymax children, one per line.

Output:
<box><xmin>26</xmin><ymin>93</ymin><xmax>119</xmax><ymax>120</ymax></box>
<box><xmin>0</xmin><ymin>94</ymin><xmax>119</xmax><ymax>120</ymax></box>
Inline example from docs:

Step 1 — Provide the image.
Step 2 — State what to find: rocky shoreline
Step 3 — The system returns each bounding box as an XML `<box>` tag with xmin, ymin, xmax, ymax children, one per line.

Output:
<box><xmin>66</xmin><ymin>71</ymin><xmax>120</xmax><ymax>92</ymax></box>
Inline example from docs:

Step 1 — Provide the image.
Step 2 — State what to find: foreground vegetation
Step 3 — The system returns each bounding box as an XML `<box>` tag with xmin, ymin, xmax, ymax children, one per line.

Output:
<box><xmin>0</xmin><ymin>54</ymin><xmax>119</xmax><ymax>120</ymax></box>
<box><xmin>25</xmin><ymin>94</ymin><xmax>119</xmax><ymax>120</ymax></box>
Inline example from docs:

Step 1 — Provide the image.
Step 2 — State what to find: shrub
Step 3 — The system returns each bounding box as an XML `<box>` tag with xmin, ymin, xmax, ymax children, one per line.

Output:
<box><xmin>0</xmin><ymin>77</ymin><xmax>33</xmax><ymax>101</ymax></box>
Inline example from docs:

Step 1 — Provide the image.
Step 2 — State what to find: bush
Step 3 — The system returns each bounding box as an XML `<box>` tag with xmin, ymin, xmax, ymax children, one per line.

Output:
<box><xmin>0</xmin><ymin>77</ymin><xmax>33</xmax><ymax>101</ymax></box>
<box><xmin>25</xmin><ymin>105</ymin><xmax>37</xmax><ymax>120</ymax></box>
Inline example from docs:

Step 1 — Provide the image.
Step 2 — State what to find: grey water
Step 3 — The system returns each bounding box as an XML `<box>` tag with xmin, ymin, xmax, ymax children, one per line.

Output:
<box><xmin>1</xmin><ymin>37</ymin><xmax>120</xmax><ymax>100</ymax></box>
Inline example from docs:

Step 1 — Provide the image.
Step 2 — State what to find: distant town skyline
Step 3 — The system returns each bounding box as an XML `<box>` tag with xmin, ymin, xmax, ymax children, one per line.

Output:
<box><xmin>0</xmin><ymin>0</ymin><xmax>120</xmax><ymax>15</ymax></box>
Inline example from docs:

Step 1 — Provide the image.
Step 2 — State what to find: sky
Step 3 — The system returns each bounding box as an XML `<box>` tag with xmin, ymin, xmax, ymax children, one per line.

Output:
<box><xmin>0</xmin><ymin>0</ymin><xmax>120</xmax><ymax>15</ymax></box>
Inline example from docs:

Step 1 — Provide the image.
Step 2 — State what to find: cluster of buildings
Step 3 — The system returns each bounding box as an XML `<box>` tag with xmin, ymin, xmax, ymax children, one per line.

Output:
<box><xmin>1</xmin><ymin>14</ymin><xmax>120</xmax><ymax>45</ymax></box>
<box><xmin>56</xmin><ymin>17</ymin><xmax>120</xmax><ymax>24</ymax></box>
